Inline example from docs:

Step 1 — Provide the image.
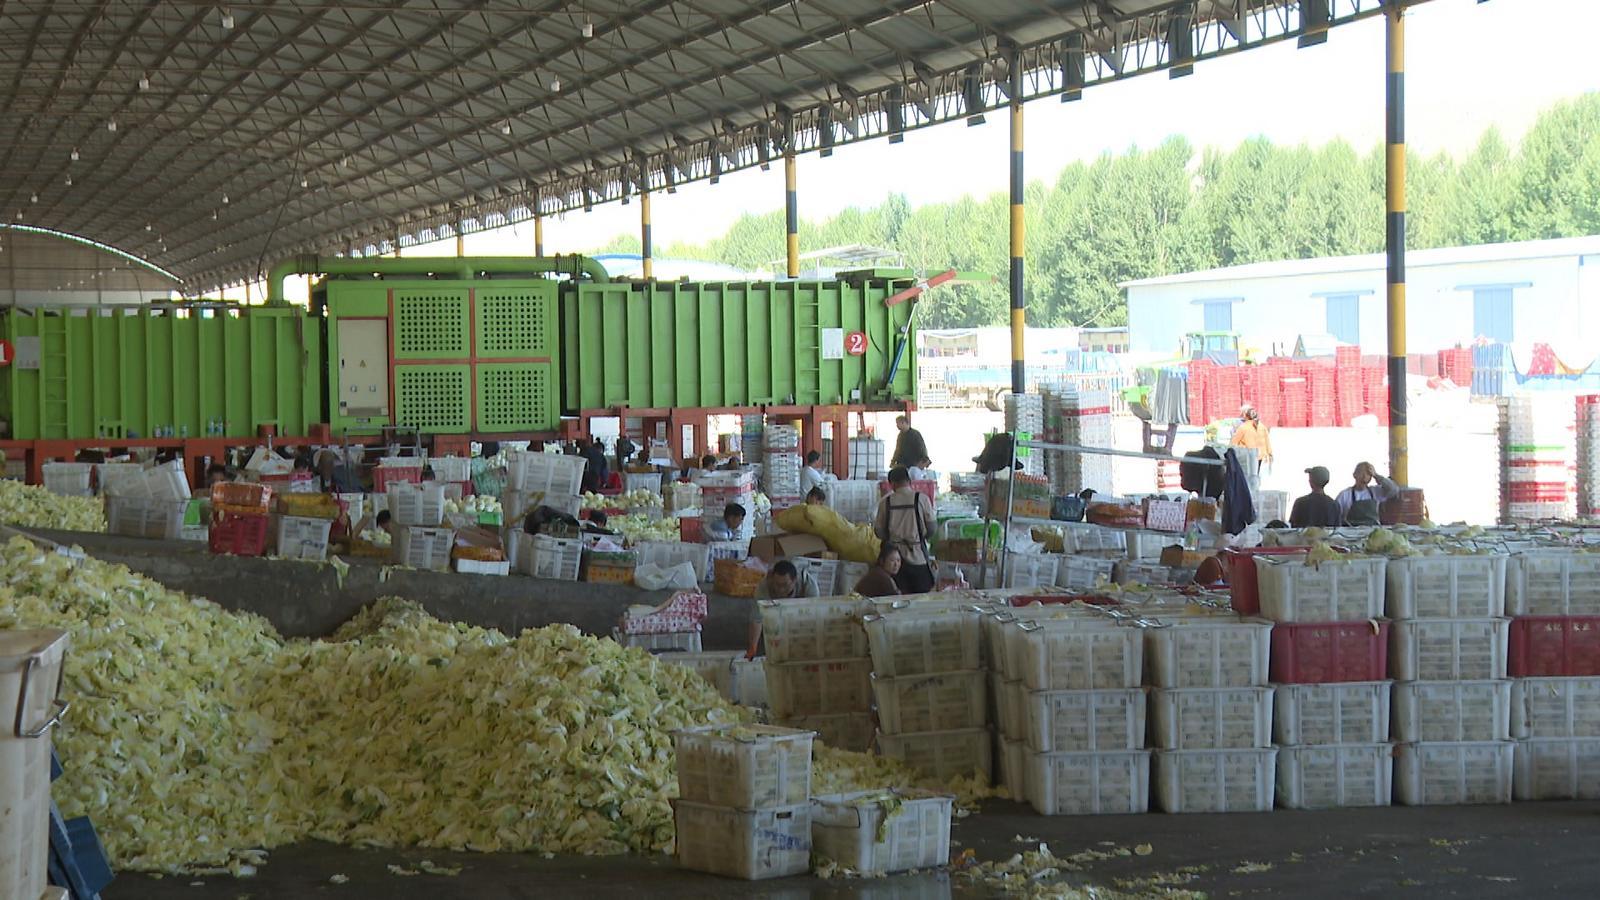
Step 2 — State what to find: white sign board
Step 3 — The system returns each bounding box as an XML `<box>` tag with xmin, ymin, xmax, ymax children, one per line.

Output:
<box><xmin>820</xmin><ymin>328</ymin><xmax>846</xmax><ymax>360</ymax></box>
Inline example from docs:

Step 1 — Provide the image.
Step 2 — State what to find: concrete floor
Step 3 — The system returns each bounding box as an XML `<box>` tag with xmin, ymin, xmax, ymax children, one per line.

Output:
<box><xmin>111</xmin><ymin>800</ymin><xmax>1599</xmax><ymax>898</ymax></box>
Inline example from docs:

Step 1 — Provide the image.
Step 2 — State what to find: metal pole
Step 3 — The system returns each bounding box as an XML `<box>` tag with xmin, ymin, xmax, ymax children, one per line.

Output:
<box><xmin>1386</xmin><ymin>5</ymin><xmax>1408</xmax><ymax>484</ymax></box>
<box><xmin>534</xmin><ymin>214</ymin><xmax>545</xmax><ymax>256</ymax></box>
<box><xmin>785</xmin><ymin>151</ymin><xmax>800</xmax><ymax>278</ymax></box>
<box><xmin>456</xmin><ymin>232</ymin><xmax>465</xmax><ymax>257</ymax></box>
<box><xmin>640</xmin><ymin>190</ymin><xmax>653</xmax><ymax>279</ymax></box>
<box><xmin>1008</xmin><ymin>68</ymin><xmax>1026</xmax><ymax>396</ymax></box>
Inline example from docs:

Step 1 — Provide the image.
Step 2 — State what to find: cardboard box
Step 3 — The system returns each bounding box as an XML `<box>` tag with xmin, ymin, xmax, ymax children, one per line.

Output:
<box><xmin>748</xmin><ymin>532</ymin><xmax>829</xmax><ymax>562</ymax></box>
<box><xmin>1160</xmin><ymin>546</ymin><xmax>1212</xmax><ymax>568</ymax></box>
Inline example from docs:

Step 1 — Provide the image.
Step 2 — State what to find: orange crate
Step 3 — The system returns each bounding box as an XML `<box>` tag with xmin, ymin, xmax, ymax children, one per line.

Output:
<box><xmin>210</xmin><ymin>482</ymin><xmax>272</xmax><ymax>511</ymax></box>
<box><xmin>713</xmin><ymin>558</ymin><xmax>766</xmax><ymax>598</ymax></box>
<box><xmin>584</xmin><ymin>559</ymin><xmax>637</xmax><ymax>585</ymax></box>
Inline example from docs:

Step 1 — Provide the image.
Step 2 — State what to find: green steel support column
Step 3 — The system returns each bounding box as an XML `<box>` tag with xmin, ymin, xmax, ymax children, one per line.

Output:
<box><xmin>641</xmin><ymin>190</ymin><xmax>653</xmax><ymax>280</ymax></box>
<box><xmin>1009</xmin><ymin>72</ymin><xmax>1026</xmax><ymax>395</ymax></box>
<box><xmin>1386</xmin><ymin>5</ymin><xmax>1408</xmax><ymax>484</ymax></box>
<box><xmin>785</xmin><ymin>152</ymin><xmax>799</xmax><ymax>279</ymax></box>
<box><xmin>534</xmin><ymin>215</ymin><xmax>544</xmax><ymax>256</ymax></box>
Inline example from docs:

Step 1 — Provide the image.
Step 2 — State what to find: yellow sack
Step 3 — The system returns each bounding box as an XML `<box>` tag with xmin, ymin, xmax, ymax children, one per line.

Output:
<box><xmin>773</xmin><ymin>503</ymin><xmax>881</xmax><ymax>564</ymax></box>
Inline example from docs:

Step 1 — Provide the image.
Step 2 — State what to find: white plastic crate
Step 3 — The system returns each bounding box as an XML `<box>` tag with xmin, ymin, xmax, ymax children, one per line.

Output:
<box><xmin>1385</xmin><ymin>554</ymin><xmax>1508</xmax><ymax>619</ymax></box>
<box><xmin>634</xmin><ymin>540</ymin><xmax>711</xmax><ymax>582</ymax></box>
<box><xmin>509</xmin><ymin>451</ymin><xmax>587</xmax><ymax>496</ymax></box>
<box><xmin>1506</xmin><ymin>552</ymin><xmax>1600</xmax><ymax>616</ymax></box>
<box><xmin>673</xmin><ymin>800</ymin><xmax>810</xmax><ymax>880</ymax></box>
<box><xmin>454</xmin><ymin>558</ymin><xmax>510</xmax><ymax>576</ymax></box>
<box><xmin>1024</xmin><ymin>688</ymin><xmax>1146</xmax><ymax>753</ymax></box>
<box><xmin>1389</xmin><ymin>618</ymin><xmax>1510</xmax><ymax>681</ymax></box>
<box><xmin>674</xmin><ymin>724</ymin><xmax>815</xmax><ymax>808</ymax></box>
<box><xmin>1123</xmin><ymin>529</ymin><xmax>1174</xmax><ymax>561</ymax></box>
<box><xmin>779</xmin><ymin>712</ymin><xmax>873</xmax><ymax>752</ymax></box>
<box><xmin>730</xmin><ymin>658</ymin><xmax>769</xmax><ymax>709</ymax></box>
<box><xmin>874</xmin><ymin>727</ymin><xmax>992</xmax><ymax>782</ymax></box>
<box><xmin>1025</xmin><ymin>750</ymin><xmax>1151</xmax><ymax>815</ymax></box>
<box><xmin>789</xmin><ymin>556</ymin><xmax>842</xmax><ymax>597</ymax></box>
<box><xmin>1063</xmin><ymin>523</ymin><xmax>1126</xmax><ymax>554</ymax></box>
<box><xmin>143</xmin><ymin>461</ymin><xmax>192</xmax><ymax>501</ymax></box>
<box><xmin>521</xmin><ymin>533</ymin><xmax>582</xmax><ymax>581</ymax></box>
<box><xmin>42</xmin><ymin>463</ymin><xmax>94</xmax><ymax>497</ymax></box>
<box><xmin>765</xmin><ymin>658</ymin><xmax>873</xmax><ymax>719</ymax></box>
<box><xmin>1153</xmin><ymin>748</ymin><xmax>1278</xmax><ymax>813</ymax></box>
<box><xmin>1118</xmin><ymin>561</ymin><xmax>1182</xmax><ymax>587</ymax></box>
<box><xmin>1001</xmin><ymin>739</ymin><xmax>1028</xmax><ymax>801</ymax></box>
<box><xmin>275</xmin><ymin>515</ymin><xmax>332</xmax><ymax>561</ymax></box>
<box><xmin>387</xmin><ymin>483</ymin><xmax>447</xmax><ymax>526</ymax></box>
<box><xmin>95</xmin><ymin>463</ymin><xmax>146</xmax><ymax>497</ymax></box>
<box><xmin>811</xmin><ymin>791</ymin><xmax>953</xmax><ymax>876</ymax></box>
<box><xmin>1511</xmin><ymin>737</ymin><xmax>1600</xmax><ymax>800</ymax></box>
<box><xmin>427</xmin><ymin>456</ymin><xmax>471</xmax><ymax>483</ymax></box>
<box><xmin>612</xmin><ymin>629</ymin><xmax>702</xmax><ymax>653</ymax></box>
<box><xmin>871</xmin><ymin>670</ymin><xmax>987</xmax><ymax>735</ymax></box>
<box><xmin>1511</xmin><ymin>677</ymin><xmax>1600</xmax><ymax>739</ymax></box>
<box><xmin>826</xmin><ymin>480</ymin><xmax>882</xmax><ymax>524</ymax></box>
<box><xmin>1149</xmin><ymin>687</ymin><xmax>1274</xmax><ymax>751</ymax></box>
<box><xmin>624</xmin><ymin>471</ymin><xmax>663</xmax><ymax>495</ymax></box>
<box><xmin>392</xmin><ymin>525</ymin><xmax>455</xmax><ymax>571</ymax></box>
<box><xmin>1274</xmin><ymin>682</ymin><xmax>1391</xmax><ymax>746</ymax></box>
<box><xmin>863</xmin><ymin>609</ymin><xmax>981</xmax><ymax>677</ymax></box>
<box><xmin>1394</xmin><ymin>741</ymin><xmax>1514</xmax><ymax>805</ymax></box>
<box><xmin>993</xmin><ymin>676</ymin><xmax>1024</xmax><ymax>742</ymax></box>
<box><xmin>658</xmin><ymin>651</ymin><xmax>742</xmax><ymax>700</ymax></box>
<box><xmin>704</xmin><ymin>539</ymin><xmax>750</xmax><ymax>579</ymax></box>
<box><xmin>933</xmin><ymin>561</ymin><xmax>996</xmax><ymax>590</ymax></box>
<box><xmin>1393</xmin><ymin>680</ymin><xmax>1511</xmax><ymax>743</ymax></box>
<box><xmin>1003</xmin><ymin>553</ymin><xmax>1060</xmax><ymax>589</ymax></box>
<box><xmin>1056</xmin><ymin>554</ymin><xmax>1116</xmax><ymax>591</ymax></box>
<box><xmin>1275</xmin><ymin>744</ymin><xmax>1394</xmax><ymax>809</ymax></box>
<box><xmin>103</xmin><ymin>496</ymin><xmax>187</xmax><ymax>540</ymax></box>
<box><xmin>1016</xmin><ymin>621</ymin><xmax>1145</xmax><ymax>692</ymax></box>
<box><xmin>1255</xmin><ymin>556</ymin><xmax>1387</xmax><ymax>623</ymax></box>
<box><xmin>1144</xmin><ymin>617</ymin><xmax>1273</xmax><ymax>688</ymax></box>
<box><xmin>759</xmin><ymin>597</ymin><xmax>871</xmax><ymax>663</ymax></box>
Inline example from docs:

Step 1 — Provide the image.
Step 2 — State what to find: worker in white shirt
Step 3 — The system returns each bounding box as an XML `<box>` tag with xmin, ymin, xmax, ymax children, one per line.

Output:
<box><xmin>798</xmin><ymin>450</ymin><xmax>831</xmax><ymax>498</ymax></box>
<box><xmin>1335</xmin><ymin>461</ymin><xmax>1400</xmax><ymax>526</ymax></box>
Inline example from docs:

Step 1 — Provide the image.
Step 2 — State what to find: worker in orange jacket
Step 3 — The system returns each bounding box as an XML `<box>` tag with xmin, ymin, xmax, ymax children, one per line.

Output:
<box><xmin>1230</xmin><ymin>404</ymin><xmax>1273</xmax><ymax>471</ymax></box>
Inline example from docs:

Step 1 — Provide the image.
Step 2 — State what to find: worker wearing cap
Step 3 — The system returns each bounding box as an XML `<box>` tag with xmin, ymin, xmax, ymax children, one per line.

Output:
<box><xmin>1229</xmin><ymin>405</ymin><xmax>1272</xmax><ymax>470</ymax></box>
<box><xmin>1290</xmin><ymin>466</ymin><xmax>1344</xmax><ymax>528</ymax></box>
<box><xmin>1336</xmin><ymin>461</ymin><xmax>1400</xmax><ymax>527</ymax></box>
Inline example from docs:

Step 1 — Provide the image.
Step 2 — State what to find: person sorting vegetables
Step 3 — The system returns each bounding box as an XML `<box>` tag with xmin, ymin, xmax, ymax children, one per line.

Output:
<box><xmin>706</xmin><ymin>502</ymin><xmax>747</xmax><ymax>541</ymax></box>
<box><xmin>874</xmin><ymin>467</ymin><xmax>936</xmax><ymax>594</ymax></box>
<box><xmin>1336</xmin><ymin>461</ymin><xmax>1400</xmax><ymax>526</ymax></box>
<box><xmin>853</xmin><ymin>544</ymin><xmax>902</xmax><ymax>598</ymax></box>
<box><xmin>749</xmin><ymin>560</ymin><xmax>820</xmax><ymax>658</ymax></box>
<box><xmin>1289</xmin><ymin>466</ymin><xmax>1344</xmax><ymax>528</ymax></box>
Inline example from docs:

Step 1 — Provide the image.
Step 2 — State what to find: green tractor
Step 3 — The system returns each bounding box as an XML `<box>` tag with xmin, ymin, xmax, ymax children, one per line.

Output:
<box><xmin>1123</xmin><ymin>331</ymin><xmax>1242</xmax><ymax>419</ymax></box>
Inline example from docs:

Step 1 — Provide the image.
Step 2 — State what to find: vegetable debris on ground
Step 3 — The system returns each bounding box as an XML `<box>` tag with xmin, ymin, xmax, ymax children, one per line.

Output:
<box><xmin>0</xmin><ymin>479</ymin><xmax>106</xmax><ymax>532</ymax></box>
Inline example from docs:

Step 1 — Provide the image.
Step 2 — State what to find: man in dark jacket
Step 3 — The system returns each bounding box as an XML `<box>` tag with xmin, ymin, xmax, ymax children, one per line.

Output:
<box><xmin>891</xmin><ymin>415</ymin><xmax>928</xmax><ymax>470</ymax></box>
<box><xmin>1289</xmin><ymin>466</ymin><xmax>1343</xmax><ymax>528</ymax></box>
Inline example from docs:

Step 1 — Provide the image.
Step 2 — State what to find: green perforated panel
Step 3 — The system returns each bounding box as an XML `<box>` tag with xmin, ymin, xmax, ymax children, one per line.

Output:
<box><xmin>394</xmin><ymin>290</ymin><xmax>470</xmax><ymax>359</ymax></box>
<box><xmin>477</xmin><ymin>364</ymin><xmax>554</xmax><ymax>432</ymax></box>
<box><xmin>395</xmin><ymin>365</ymin><xmax>470</xmax><ymax>432</ymax></box>
<box><xmin>476</xmin><ymin>287</ymin><xmax>554</xmax><ymax>358</ymax></box>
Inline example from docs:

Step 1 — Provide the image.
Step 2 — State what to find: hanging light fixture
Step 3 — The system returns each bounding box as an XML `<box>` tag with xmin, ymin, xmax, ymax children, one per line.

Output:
<box><xmin>70</xmin><ymin>148</ymin><xmax>80</xmax><ymax>162</ymax></box>
<box><xmin>582</xmin><ymin>20</ymin><xmax>594</xmax><ymax>38</ymax></box>
<box><xmin>139</xmin><ymin>74</ymin><xmax>151</xmax><ymax>91</ymax></box>
<box><xmin>221</xmin><ymin>8</ymin><xmax>234</xmax><ymax>30</ymax></box>
<box><xmin>107</xmin><ymin>120</ymin><xmax>118</xmax><ymax>132</ymax></box>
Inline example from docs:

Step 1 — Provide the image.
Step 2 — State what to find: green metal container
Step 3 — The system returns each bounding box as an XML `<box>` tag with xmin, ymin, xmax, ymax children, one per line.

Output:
<box><xmin>0</xmin><ymin>306</ymin><xmax>321</xmax><ymax>441</ymax></box>
<box><xmin>560</xmin><ymin>277</ymin><xmax>917</xmax><ymax>411</ymax></box>
<box><xmin>321</xmin><ymin>277</ymin><xmax>561</xmax><ymax>436</ymax></box>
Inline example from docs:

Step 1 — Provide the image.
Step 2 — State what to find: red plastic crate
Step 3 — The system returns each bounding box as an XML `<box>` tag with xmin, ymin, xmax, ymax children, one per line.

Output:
<box><xmin>1270</xmin><ymin>620</ymin><xmax>1390</xmax><ymax>683</ymax></box>
<box><xmin>1221</xmin><ymin>546</ymin><xmax>1310</xmax><ymax>615</ymax></box>
<box><xmin>1509</xmin><ymin>616</ymin><xmax>1600</xmax><ymax>677</ymax></box>
<box><xmin>678</xmin><ymin>516</ymin><xmax>705</xmax><ymax>544</ymax></box>
<box><xmin>209</xmin><ymin>511</ymin><xmax>270</xmax><ymax>557</ymax></box>
<box><xmin>372</xmin><ymin>466</ymin><xmax>422</xmax><ymax>492</ymax></box>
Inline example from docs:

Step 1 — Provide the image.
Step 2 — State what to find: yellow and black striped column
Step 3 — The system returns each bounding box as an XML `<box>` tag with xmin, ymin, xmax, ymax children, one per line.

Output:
<box><xmin>1386</xmin><ymin>6</ymin><xmax>1408</xmax><ymax>484</ymax></box>
<box><xmin>456</xmin><ymin>231</ymin><xmax>465</xmax><ymax>257</ymax></box>
<box><xmin>640</xmin><ymin>189</ymin><xmax>653</xmax><ymax>279</ymax></box>
<box><xmin>534</xmin><ymin>214</ymin><xmax>544</xmax><ymax>257</ymax></box>
<box><xmin>785</xmin><ymin>151</ymin><xmax>799</xmax><ymax>278</ymax></box>
<box><xmin>1009</xmin><ymin>84</ymin><xmax>1026</xmax><ymax>395</ymax></box>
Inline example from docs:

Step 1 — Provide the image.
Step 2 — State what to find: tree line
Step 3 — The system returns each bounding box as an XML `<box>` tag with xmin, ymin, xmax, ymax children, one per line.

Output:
<box><xmin>596</xmin><ymin>94</ymin><xmax>1600</xmax><ymax>330</ymax></box>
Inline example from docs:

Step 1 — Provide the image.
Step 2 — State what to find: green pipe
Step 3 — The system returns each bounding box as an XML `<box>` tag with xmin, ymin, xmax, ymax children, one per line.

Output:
<box><xmin>265</xmin><ymin>253</ymin><xmax>609</xmax><ymax>305</ymax></box>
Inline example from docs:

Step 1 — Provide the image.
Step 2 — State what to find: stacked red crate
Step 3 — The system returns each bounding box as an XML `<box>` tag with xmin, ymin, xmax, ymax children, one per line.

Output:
<box><xmin>1363</xmin><ymin>367</ymin><xmax>1389</xmax><ymax>425</ymax></box>
<box><xmin>1439</xmin><ymin>347</ymin><xmax>1474</xmax><ymax>386</ymax></box>
<box><xmin>1280</xmin><ymin>376</ymin><xmax>1311</xmax><ymax>428</ymax></box>
<box><xmin>1186</xmin><ymin>360</ymin><xmax>1211</xmax><ymax>424</ymax></box>
<box><xmin>1212</xmin><ymin>366</ymin><xmax>1243</xmax><ymax>421</ymax></box>
<box><xmin>1309</xmin><ymin>365</ymin><xmax>1337</xmax><ymax>427</ymax></box>
<box><xmin>1335</xmin><ymin>346</ymin><xmax>1361</xmax><ymax>368</ymax></box>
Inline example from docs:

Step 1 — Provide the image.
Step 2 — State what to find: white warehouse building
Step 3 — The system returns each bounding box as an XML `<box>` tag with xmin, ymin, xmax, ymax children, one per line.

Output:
<box><xmin>1122</xmin><ymin>235</ymin><xmax>1600</xmax><ymax>360</ymax></box>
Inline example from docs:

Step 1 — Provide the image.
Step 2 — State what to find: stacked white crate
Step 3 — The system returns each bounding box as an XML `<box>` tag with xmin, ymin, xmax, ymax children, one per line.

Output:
<box><xmin>1044</xmin><ymin>386</ymin><xmax>1114</xmax><ymax>496</ymax></box>
<box><xmin>759</xmin><ymin>597</ymin><xmax>876</xmax><ymax>752</ymax></box>
<box><xmin>1387</xmin><ymin>553</ymin><xmax>1515</xmax><ymax>805</ymax></box>
<box><xmin>1004</xmin><ymin>394</ymin><xmax>1047</xmax><ymax>479</ymax></box>
<box><xmin>673</xmin><ymin>724</ymin><xmax>816</xmax><ymax>880</ymax></box>
<box><xmin>825</xmin><ymin>479</ymin><xmax>880</xmax><ymax>524</ymax></box>
<box><xmin>1577</xmin><ymin>397</ymin><xmax>1600</xmax><ymax>517</ymax></box>
<box><xmin>1498</xmin><ymin>394</ymin><xmax>1574</xmax><ymax>523</ymax></box>
<box><xmin>865</xmin><ymin>609</ymin><xmax>991</xmax><ymax>783</ymax></box>
<box><xmin>1258</xmin><ymin>555</ymin><xmax>1394</xmax><ymax>809</ymax></box>
<box><xmin>700</xmin><ymin>470</ymin><xmax>756</xmax><ymax>540</ymax></box>
<box><xmin>1147</xmin><ymin>611</ymin><xmax>1277</xmax><ymax>813</ymax></box>
<box><xmin>763</xmin><ymin>424</ymin><xmax>802</xmax><ymax>507</ymax></box>
<box><xmin>848</xmin><ymin>438</ymin><xmax>885</xmax><ymax>481</ymax></box>
<box><xmin>1507</xmin><ymin>550</ymin><xmax>1600</xmax><ymax>800</ymax></box>
<box><xmin>741</xmin><ymin>414</ymin><xmax>766</xmax><ymax>466</ymax></box>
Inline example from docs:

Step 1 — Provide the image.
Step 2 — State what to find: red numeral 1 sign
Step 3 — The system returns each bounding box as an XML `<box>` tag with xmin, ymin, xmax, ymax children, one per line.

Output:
<box><xmin>845</xmin><ymin>331</ymin><xmax>866</xmax><ymax>356</ymax></box>
<box><xmin>0</xmin><ymin>339</ymin><xmax>12</xmax><ymax>367</ymax></box>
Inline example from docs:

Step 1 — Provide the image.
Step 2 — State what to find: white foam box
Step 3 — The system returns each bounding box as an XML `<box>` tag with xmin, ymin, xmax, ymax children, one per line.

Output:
<box><xmin>1024</xmin><ymin>687</ymin><xmax>1146</xmax><ymax>753</ymax></box>
<box><xmin>1144</xmin><ymin>617</ymin><xmax>1273</xmax><ymax>689</ymax></box>
<box><xmin>1506</xmin><ymin>552</ymin><xmax>1600</xmax><ymax>616</ymax></box>
<box><xmin>780</xmin><ymin>712</ymin><xmax>874</xmax><ymax>753</ymax></box>
<box><xmin>1274</xmin><ymin>682</ymin><xmax>1391</xmax><ymax>746</ymax></box>
<box><xmin>1275</xmin><ymin>743</ymin><xmax>1395</xmax><ymax>809</ymax></box>
<box><xmin>759</xmin><ymin>597</ymin><xmax>871</xmax><ymax>663</ymax></box>
<box><xmin>1153</xmin><ymin>748</ymin><xmax>1278</xmax><ymax>813</ymax></box>
<box><xmin>1001</xmin><ymin>739</ymin><xmax>1028</xmax><ymax>801</ymax></box>
<box><xmin>1394</xmin><ymin>741</ymin><xmax>1514</xmax><ymax>806</ymax></box>
<box><xmin>1385</xmin><ymin>554</ymin><xmax>1508</xmax><ymax>619</ymax></box>
<box><xmin>864</xmin><ymin>609</ymin><xmax>982</xmax><ymax>677</ymax></box>
<box><xmin>871</xmin><ymin>670</ymin><xmax>987</xmax><ymax>735</ymax></box>
<box><xmin>764</xmin><ymin>657</ymin><xmax>873</xmax><ymax>719</ymax></box>
<box><xmin>1015</xmin><ymin>621</ymin><xmax>1145</xmax><ymax>692</ymax></box>
<box><xmin>1511</xmin><ymin>677</ymin><xmax>1600</xmax><ymax>739</ymax></box>
<box><xmin>658</xmin><ymin>651</ymin><xmax>742</xmax><ymax>701</ymax></box>
<box><xmin>1389</xmin><ymin>618</ymin><xmax>1510</xmax><ymax>681</ymax></box>
<box><xmin>1149</xmin><ymin>687</ymin><xmax>1274</xmax><ymax>751</ymax></box>
<box><xmin>1512</xmin><ymin>737</ymin><xmax>1600</xmax><ymax>800</ymax></box>
<box><xmin>1025</xmin><ymin>749</ymin><xmax>1151</xmax><ymax>815</ymax></box>
<box><xmin>1255</xmin><ymin>555</ymin><xmax>1387</xmax><ymax>623</ymax></box>
<box><xmin>672</xmin><ymin>800</ymin><xmax>810</xmax><ymax>880</ymax></box>
<box><xmin>1392</xmin><ymin>680</ymin><xmax>1511</xmax><ymax>743</ymax></box>
<box><xmin>875</xmin><ymin>727</ymin><xmax>993</xmax><ymax>782</ymax></box>
<box><xmin>674</xmin><ymin>724</ymin><xmax>814</xmax><ymax>808</ymax></box>
<box><xmin>810</xmin><ymin>791</ymin><xmax>953</xmax><ymax>876</ymax></box>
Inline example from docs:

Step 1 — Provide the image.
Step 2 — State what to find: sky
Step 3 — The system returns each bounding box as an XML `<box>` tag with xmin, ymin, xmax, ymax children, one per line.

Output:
<box><xmin>265</xmin><ymin>0</ymin><xmax>1600</xmax><ymax>298</ymax></box>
